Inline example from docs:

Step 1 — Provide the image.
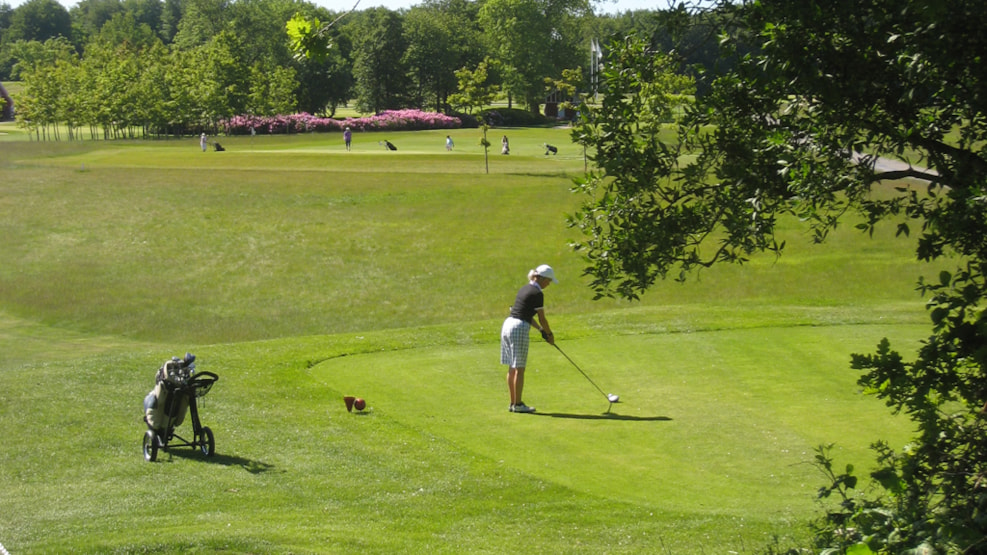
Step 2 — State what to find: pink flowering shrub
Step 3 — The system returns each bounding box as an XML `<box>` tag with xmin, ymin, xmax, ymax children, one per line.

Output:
<box><xmin>223</xmin><ymin>110</ymin><xmax>461</xmax><ymax>135</ymax></box>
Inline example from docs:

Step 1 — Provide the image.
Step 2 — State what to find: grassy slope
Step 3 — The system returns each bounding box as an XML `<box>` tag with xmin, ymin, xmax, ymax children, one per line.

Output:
<box><xmin>0</xmin><ymin>127</ymin><xmax>941</xmax><ymax>553</ymax></box>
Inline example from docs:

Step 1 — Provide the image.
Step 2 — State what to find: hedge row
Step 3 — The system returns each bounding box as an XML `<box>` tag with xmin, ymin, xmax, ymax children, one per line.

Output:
<box><xmin>223</xmin><ymin>110</ymin><xmax>463</xmax><ymax>135</ymax></box>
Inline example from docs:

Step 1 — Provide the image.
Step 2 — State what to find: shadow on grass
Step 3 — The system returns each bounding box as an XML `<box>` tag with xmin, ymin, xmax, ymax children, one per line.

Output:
<box><xmin>533</xmin><ymin>412</ymin><xmax>672</xmax><ymax>421</ymax></box>
<box><xmin>167</xmin><ymin>449</ymin><xmax>277</xmax><ymax>473</ymax></box>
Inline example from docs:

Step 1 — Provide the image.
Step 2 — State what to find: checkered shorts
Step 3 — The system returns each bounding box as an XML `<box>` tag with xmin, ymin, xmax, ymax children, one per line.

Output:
<box><xmin>501</xmin><ymin>317</ymin><xmax>531</xmax><ymax>368</ymax></box>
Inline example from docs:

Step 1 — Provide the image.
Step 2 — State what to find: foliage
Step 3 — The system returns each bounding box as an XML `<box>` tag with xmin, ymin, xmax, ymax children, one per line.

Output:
<box><xmin>286</xmin><ymin>13</ymin><xmax>331</xmax><ymax>62</ymax></box>
<box><xmin>246</xmin><ymin>63</ymin><xmax>297</xmax><ymax>116</ymax></box>
<box><xmin>9</xmin><ymin>36</ymin><xmax>77</xmax><ymax>139</ymax></box>
<box><xmin>545</xmin><ymin>67</ymin><xmax>585</xmax><ymax>119</ymax></box>
<box><xmin>448</xmin><ymin>57</ymin><xmax>500</xmax><ymax>115</ymax></box>
<box><xmin>290</xmin><ymin>11</ymin><xmax>354</xmax><ymax>116</ymax></box>
<box><xmin>478</xmin><ymin>0</ymin><xmax>553</xmax><ymax>113</ymax></box>
<box><xmin>479</xmin><ymin>106</ymin><xmax>551</xmax><ymax>127</ymax></box>
<box><xmin>171</xmin><ymin>0</ymin><xmax>228</xmax><ymax>50</ymax></box>
<box><xmin>2</xmin><ymin>0</ymin><xmax>71</xmax><ymax>44</ymax></box>
<box><xmin>12</xmin><ymin>29</ymin><xmax>298</xmax><ymax>138</ymax></box>
<box><xmin>1</xmin><ymin>0</ymin><xmax>741</xmax><ymax>130</ymax></box>
<box><xmin>569</xmin><ymin>35</ymin><xmax>696</xmax><ymax>299</ymax></box>
<box><xmin>351</xmin><ymin>7</ymin><xmax>410</xmax><ymax>115</ymax></box>
<box><xmin>805</xmin><ymin>444</ymin><xmax>889</xmax><ymax>554</ymax></box>
<box><xmin>479</xmin><ymin>122</ymin><xmax>491</xmax><ymax>173</ymax></box>
<box><xmin>10</xmin><ymin>26</ymin><xmax>458</xmax><ymax>139</ymax></box>
<box><xmin>476</xmin><ymin>0</ymin><xmax>590</xmax><ymax>114</ymax></box>
<box><xmin>402</xmin><ymin>1</ymin><xmax>481</xmax><ymax>112</ymax></box>
<box><xmin>1</xmin><ymin>0</ymin><xmax>742</xmax><ymax>122</ymax></box>
<box><xmin>570</xmin><ymin>0</ymin><xmax>987</xmax><ymax>552</ymax></box>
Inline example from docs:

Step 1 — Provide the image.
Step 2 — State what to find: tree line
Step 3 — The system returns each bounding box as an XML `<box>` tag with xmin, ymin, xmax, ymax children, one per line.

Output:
<box><xmin>0</xmin><ymin>0</ymin><xmax>733</xmax><ymax>138</ymax></box>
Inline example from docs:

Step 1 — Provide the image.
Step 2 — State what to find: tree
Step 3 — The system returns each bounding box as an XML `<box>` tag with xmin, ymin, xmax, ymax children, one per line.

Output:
<box><xmin>157</xmin><ymin>0</ymin><xmax>181</xmax><ymax>43</ymax></box>
<box><xmin>171</xmin><ymin>0</ymin><xmax>228</xmax><ymax>50</ymax></box>
<box><xmin>163</xmin><ymin>43</ymin><xmax>214</xmax><ymax>133</ymax></box>
<box><xmin>129</xmin><ymin>42</ymin><xmax>171</xmax><ymax>137</ymax></box>
<box><xmin>70</xmin><ymin>0</ymin><xmax>124</xmax><ymax>45</ymax></box>
<box><xmin>3</xmin><ymin>0</ymin><xmax>72</xmax><ymax>44</ymax></box>
<box><xmin>11</xmin><ymin>36</ymin><xmax>77</xmax><ymax>139</ymax></box>
<box><xmin>403</xmin><ymin>0</ymin><xmax>481</xmax><ymax>112</ymax></box>
<box><xmin>227</xmin><ymin>0</ymin><xmax>297</xmax><ymax>68</ymax></box>
<box><xmin>247</xmin><ymin>62</ymin><xmax>297</xmax><ymax>116</ymax></box>
<box><xmin>350</xmin><ymin>7</ymin><xmax>409</xmax><ymax>114</ymax></box>
<box><xmin>121</xmin><ymin>0</ymin><xmax>164</xmax><ymax>39</ymax></box>
<box><xmin>448</xmin><ymin>57</ymin><xmax>500</xmax><ymax>115</ymax></box>
<box><xmin>570</xmin><ymin>34</ymin><xmax>696</xmax><ymax>298</ymax></box>
<box><xmin>544</xmin><ymin>66</ymin><xmax>584</xmax><ymax>119</ymax></box>
<box><xmin>478</xmin><ymin>0</ymin><xmax>552</xmax><ymax>113</ymax></box>
<box><xmin>0</xmin><ymin>3</ymin><xmax>13</xmax><ymax>79</ymax></box>
<box><xmin>402</xmin><ymin>5</ymin><xmax>457</xmax><ymax>112</ymax></box>
<box><xmin>571</xmin><ymin>1</ymin><xmax>987</xmax><ymax>551</ymax></box>
<box><xmin>199</xmin><ymin>30</ymin><xmax>251</xmax><ymax>123</ymax></box>
<box><xmin>479</xmin><ymin>0</ymin><xmax>589</xmax><ymax>114</ymax></box>
<box><xmin>94</xmin><ymin>11</ymin><xmax>158</xmax><ymax>48</ymax></box>
<box><xmin>540</xmin><ymin>0</ymin><xmax>591</xmax><ymax>79</ymax></box>
<box><xmin>297</xmin><ymin>30</ymin><xmax>353</xmax><ymax>116</ymax></box>
<box><xmin>0</xmin><ymin>2</ymin><xmax>12</xmax><ymax>33</ymax></box>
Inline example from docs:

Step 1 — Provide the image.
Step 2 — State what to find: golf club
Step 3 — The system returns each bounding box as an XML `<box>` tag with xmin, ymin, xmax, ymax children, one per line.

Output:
<box><xmin>551</xmin><ymin>343</ymin><xmax>620</xmax><ymax>410</ymax></box>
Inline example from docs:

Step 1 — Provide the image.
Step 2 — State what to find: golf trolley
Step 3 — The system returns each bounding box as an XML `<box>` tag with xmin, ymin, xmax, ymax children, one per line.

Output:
<box><xmin>142</xmin><ymin>353</ymin><xmax>219</xmax><ymax>462</ymax></box>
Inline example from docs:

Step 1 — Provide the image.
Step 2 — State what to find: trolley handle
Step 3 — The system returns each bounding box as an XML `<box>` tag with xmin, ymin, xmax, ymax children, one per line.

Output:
<box><xmin>188</xmin><ymin>371</ymin><xmax>219</xmax><ymax>397</ymax></box>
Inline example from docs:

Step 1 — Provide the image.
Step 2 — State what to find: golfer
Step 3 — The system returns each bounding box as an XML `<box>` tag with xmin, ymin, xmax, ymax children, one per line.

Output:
<box><xmin>501</xmin><ymin>264</ymin><xmax>557</xmax><ymax>413</ymax></box>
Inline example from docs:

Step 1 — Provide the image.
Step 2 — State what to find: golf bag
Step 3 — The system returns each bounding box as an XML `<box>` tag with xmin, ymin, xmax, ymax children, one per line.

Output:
<box><xmin>385</xmin><ymin>140</ymin><xmax>397</xmax><ymax>151</ymax></box>
<box><xmin>144</xmin><ymin>354</ymin><xmax>196</xmax><ymax>429</ymax></box>
<box><xmin>213</xmin><ymin>142</ymin><xmax>225</xmax><ymax>152</ymax></box>
<box><xmin>544</xmin><ymin>144</ymin><xmax>558</xmax><ymax>155</ymax></box>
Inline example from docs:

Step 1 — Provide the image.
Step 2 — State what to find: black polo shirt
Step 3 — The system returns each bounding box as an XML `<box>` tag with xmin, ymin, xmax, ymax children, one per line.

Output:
<box><xmin>509</xmin><ymin>282</ymin><xmax>544</xmax><ymax>325</ymax></box>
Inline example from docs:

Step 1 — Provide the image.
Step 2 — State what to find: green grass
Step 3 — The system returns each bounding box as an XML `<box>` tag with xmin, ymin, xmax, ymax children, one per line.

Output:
<box><xmin>0</xmin><ymin>126</ymin><xmax>944</xmax><ymax>553</ymax></box>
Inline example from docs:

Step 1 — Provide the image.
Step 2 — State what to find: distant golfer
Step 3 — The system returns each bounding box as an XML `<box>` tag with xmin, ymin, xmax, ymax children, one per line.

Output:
<box><xmin>501</xmin><ymin>264</ymin><xmax>557</xmax><ymax>413</ymax></box>
<box><xmin>446</xmin><ymin>135</ymin><xmax>454</xmax><ymax>151</ymax></box>
<box><xmin>343</xmin><ymin>126</ymin><xmax>352</xmax><ymax>151</ymax></box>
<box><xmin>200</xmin><ymin>133</ymin><xmax>207</xmax><ymax>152</ymax></box>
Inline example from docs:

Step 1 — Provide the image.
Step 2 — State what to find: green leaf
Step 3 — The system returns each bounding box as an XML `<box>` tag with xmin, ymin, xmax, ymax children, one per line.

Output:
<box><xmin>930</xmin><ymin>306</ymin><xmax>949</xmax><ymax>325</ymax></box>
<box><xmin>846</xmin><ymin>543</ymin><xmax>877</xmax><ymax>555</ymax></box>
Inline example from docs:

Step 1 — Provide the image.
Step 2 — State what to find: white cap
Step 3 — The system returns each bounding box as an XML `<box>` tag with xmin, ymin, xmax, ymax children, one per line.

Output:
<box><xmin>535</xmin><ymin>264</ymin><xmax>558</xmax><ymax>283</ymax></box>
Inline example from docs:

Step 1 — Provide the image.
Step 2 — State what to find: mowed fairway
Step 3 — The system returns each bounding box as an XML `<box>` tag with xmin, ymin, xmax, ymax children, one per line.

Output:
<box><xmin>0</xmin><ymin>122</ymin><xmax>942</xmax><ymax>553</ymax></box>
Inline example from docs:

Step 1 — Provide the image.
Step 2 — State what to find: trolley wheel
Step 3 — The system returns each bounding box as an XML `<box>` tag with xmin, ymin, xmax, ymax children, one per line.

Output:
<box><xmin>199</xmin><ymin>426</ymin><xmax>215</xmax><ymax>457</ymax></box>
<box><xmin>143</xmin><ymin>430</ymin><xmax>159</xmax><ymax>462</ymax></box>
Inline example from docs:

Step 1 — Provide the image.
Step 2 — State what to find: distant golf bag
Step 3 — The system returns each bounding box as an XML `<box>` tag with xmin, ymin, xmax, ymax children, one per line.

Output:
<box><xmin>142</xmin><ymin>353</ymin><xmax>219</xmax><ymax>462</ymax></box>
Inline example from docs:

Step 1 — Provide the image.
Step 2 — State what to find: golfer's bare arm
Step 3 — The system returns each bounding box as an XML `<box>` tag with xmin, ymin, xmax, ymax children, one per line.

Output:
<box><xmin>535</xmin><ymin>308</ymin><xmax>554</xmax><ymax>344</ymax></box>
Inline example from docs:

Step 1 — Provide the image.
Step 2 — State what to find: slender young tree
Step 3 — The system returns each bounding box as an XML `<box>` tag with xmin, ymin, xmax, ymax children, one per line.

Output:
<box><xmin>447</xmin><ymin>57</ymin><xmax>500</xmax><ymax>115</ymax></box>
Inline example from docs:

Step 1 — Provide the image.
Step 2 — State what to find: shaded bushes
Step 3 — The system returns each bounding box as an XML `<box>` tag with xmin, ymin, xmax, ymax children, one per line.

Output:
<box><xmin>480</xmin><ymin>108</ymin><xmax>553</xmax><ymax>127</ymax></box>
